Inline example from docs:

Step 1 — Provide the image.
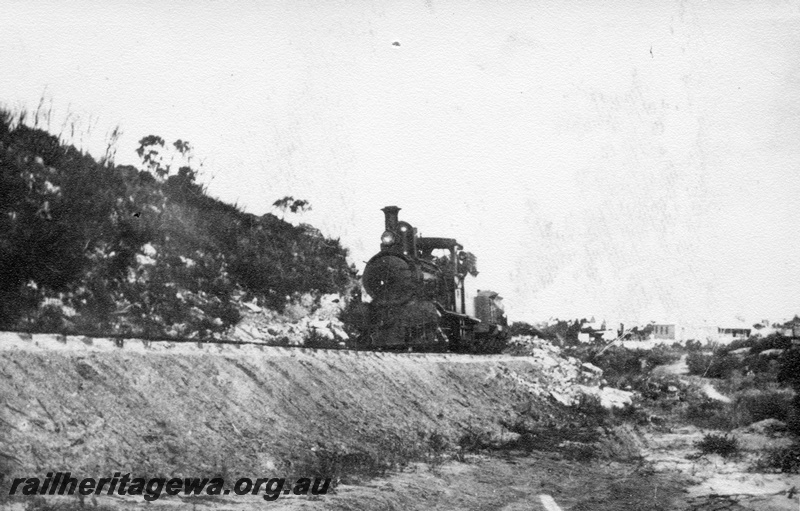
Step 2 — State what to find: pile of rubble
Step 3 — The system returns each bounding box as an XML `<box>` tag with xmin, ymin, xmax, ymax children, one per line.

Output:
<box><xmin>503</xmin><ymin>336</ymin><xmax>634</xmax><ymax>409</ymax></box>
<box><xmin>225</xmin><ymin>292</ymin><xmax>349</xmax><ymax>346</ymax></box>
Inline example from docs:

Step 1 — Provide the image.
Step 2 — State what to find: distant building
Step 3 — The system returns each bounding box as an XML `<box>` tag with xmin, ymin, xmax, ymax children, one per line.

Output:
<box><xmin>643</xmin><ymin>321</ymin><xmax>720</xmax><ymax>343</ymax></box>
<box><xmin>717</xmin><ymin>325</ymin><xmax>751</xmax><ymax>341</ymax></box>
<box><xmin>578</xmin><ymin>318</ymin><xmax>619</xmax><ymax>342</ymax></box>
<box><xmin>778</xmin><ymin>317</ymin><xmax>800</xmax><ymax>337</ymax></box>
<box><xmin>652</xmin><ymin>324</ymin><xmax>675</xmax><ymax>340</ymax></box>
<box><xmin>677</xmin><ymin>323</ymin><xmax>718</xmax><ymax>342</ymax></box>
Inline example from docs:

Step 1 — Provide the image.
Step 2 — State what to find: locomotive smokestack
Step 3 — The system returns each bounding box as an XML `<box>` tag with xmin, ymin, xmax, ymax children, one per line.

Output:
<box><xmin>382</xmin><ymin>206</ymin><xmax>401</xmax><ymax>231</ymax></box>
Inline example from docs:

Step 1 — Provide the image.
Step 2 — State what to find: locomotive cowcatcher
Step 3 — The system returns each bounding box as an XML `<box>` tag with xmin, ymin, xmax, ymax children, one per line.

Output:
<box><xmin>355</xmin><ymin>206</ymin><xmax>507</xmax><ymax>353</ymax></box>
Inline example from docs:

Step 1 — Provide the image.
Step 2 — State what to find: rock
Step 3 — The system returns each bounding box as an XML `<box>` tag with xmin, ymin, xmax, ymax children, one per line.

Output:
<box><xmin>581</xmin><ymin>362</ymin><xmax>603</xmax><ymax>375</ymax></box>
<box><xmin>239</xmin><ymin>325</ymin><xmax>261</xmax><ymax>338</ymax></box>
<box><xmin>550</xmin><ymin>390</ymin><xmax>573</xmax><ymax>406</ymax></box>
<box><xmin>734</xmin><ymin>418</ymin><xmax>787</xmax><ymax>434</ymax></box>
<box><xmin>309</xmin><ymin>319</ymin><xmax>329</xmax><ymax>330</ymax></box>
<box><xmin>597</xmin><ymin>387</ymin><xmax>633</xmax><ymax>409</ymax></box>
<box><xmin>242</xmin><ymin>300</ymin><xmax>262</xmax><ymax>312</ymax></box>
<box><xmin>141</xmin><ymin>243</ymin><xmax>157</xmax><ymax>257</ymax></box>
<box><xmin>331</xmin><ymin>325</ymin><xmax>349</xmax><ymax>340</ymax></box>
<box><xmin>234</xmin><ymin>326</ymin><xmax>255</xmax><ymax>339</ymax></box>
<box><xmin>575</xmin><ymin>385</ymin><xmax>634</xmax><ymax>409</ymax></box>
<box><xmin>702</xmin><ymin>384</ymin><xmax>732</xmax><ymax>403</ymax></box>
<box><xmin>43</xmin><ymin>180</ymin><xmax>61</xmax><ymax>195</ymax></box>
<box><xmin>314</xmin><ymin>327</ymin><xmax>335</xmax><ymax>340</ymax></box>
<box><xmin>135</xmin><ymin>254</ymin><xmax>156</xmax><ymax>266</ymax></box>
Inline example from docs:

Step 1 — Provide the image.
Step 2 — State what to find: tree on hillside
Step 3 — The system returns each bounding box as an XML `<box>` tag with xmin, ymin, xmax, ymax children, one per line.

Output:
<box><xmin>136</xmin><ymin>135</ymin><xmax>166</xmax><ymax>177</ymax></box>
<box><xmin>273</xmin><ymin>196</ymin><xmax>312</xmax><ymax>216</ymax></box>
<box><xmin>137</xmin><ymin>136</ymin><xmax>198</xmax><ymax>180</ymax></box>
<box><xmin>173</xmin><ymin>139</ymin><xmax>192</xmax><ymax>159</ymax></box>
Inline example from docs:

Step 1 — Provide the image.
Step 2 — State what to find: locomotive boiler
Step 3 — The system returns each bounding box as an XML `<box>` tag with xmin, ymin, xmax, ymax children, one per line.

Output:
<box><xmin>356</xmin><ymin>206</ymin><xmax>507</xmax><ymax>353</ymax></box>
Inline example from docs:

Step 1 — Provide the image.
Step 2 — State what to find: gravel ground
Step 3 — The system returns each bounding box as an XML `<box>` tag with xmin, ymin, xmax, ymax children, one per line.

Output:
<box><xmin>2</xmin><ymin>333</ymin><xmax>798</xmax><ymax>511</ymax></box>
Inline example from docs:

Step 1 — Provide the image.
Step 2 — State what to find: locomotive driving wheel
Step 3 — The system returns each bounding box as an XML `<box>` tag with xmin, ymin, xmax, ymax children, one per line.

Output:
<box><xmin>402</xmin><ymin>322</ymin><xmax>448</xmax><ymax>352</ymax></box>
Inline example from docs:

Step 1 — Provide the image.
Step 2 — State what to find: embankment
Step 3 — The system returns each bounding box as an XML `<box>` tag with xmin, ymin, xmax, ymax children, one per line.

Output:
<box><xmin>0</xmin><ymin>333</ymin><xmax>550</xmax><ymax>481</ymax></box>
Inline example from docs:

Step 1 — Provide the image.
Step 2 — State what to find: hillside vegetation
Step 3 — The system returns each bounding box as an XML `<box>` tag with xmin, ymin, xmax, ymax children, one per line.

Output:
<box><xmin>0</xmin><ymin>110</ymin><xmax>356</xmax><ymax>339</ymax></box>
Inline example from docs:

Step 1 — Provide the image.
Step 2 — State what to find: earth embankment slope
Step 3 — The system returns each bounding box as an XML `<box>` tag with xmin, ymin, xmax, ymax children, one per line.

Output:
<box><xmin>0</xmin><ymin>333</ymin><xmax>550</xmax><ymax>481</ymax></box>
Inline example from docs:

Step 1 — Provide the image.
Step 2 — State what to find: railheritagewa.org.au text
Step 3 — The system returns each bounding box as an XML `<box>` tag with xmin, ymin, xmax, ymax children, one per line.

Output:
<box><xmin>8</xmin><ymin>472</ymin><xmax>331</xmax><ymax>501</ymax></box>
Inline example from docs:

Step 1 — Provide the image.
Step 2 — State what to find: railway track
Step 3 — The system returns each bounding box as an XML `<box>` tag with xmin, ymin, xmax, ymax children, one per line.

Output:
<box><xmin>0</xmin><ymin>330</ymin><xmax>521</xmax><ymax>362</ymax></box>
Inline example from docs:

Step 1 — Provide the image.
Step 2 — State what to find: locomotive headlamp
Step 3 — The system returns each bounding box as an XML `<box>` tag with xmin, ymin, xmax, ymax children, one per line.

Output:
<box><xmin>380</xmin><ymin>231</ymin><xmax>396</xmax><ymax>245</ymax></box>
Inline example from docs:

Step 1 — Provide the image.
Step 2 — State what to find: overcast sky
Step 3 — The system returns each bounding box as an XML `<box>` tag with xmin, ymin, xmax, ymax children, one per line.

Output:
<box><xmin>2</xmin><ymin>0</ymin><xmax>799</xmax><ymax>324</ymax></box>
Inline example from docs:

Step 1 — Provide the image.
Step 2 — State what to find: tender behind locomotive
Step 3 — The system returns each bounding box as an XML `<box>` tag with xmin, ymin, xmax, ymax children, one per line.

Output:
<box><xmin>357</xmin><ymin>206</ymin><xmax>507</xmax><ymax>353</ymax></box>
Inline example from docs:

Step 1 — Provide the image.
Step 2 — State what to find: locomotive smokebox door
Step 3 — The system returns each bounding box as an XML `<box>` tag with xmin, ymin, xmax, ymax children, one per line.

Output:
<box><xmin>362</xmin><ymin>254</ymin><xmax>416</xmax><ymax>304</ymax></box>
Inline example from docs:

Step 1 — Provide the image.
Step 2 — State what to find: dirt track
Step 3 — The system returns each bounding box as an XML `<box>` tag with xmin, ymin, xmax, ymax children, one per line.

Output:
<box><xmin>1</xmin><ymin>453</ymin><xmax>689</xmax><ymax>511</ymax></box>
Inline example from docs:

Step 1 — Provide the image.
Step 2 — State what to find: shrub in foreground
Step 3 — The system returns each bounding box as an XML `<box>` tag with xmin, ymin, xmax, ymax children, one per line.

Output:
<box><xmin>695</xmin><ymin>433</ymin><xmax>739</xmax><ymax>458</ymax></box>
<box><xmin>687</xmin><ymin>352</ymin><xmax>740</xmax><ymax>378</ymax></box>
<box><xmin>778</xmin><ymin>348</ymin><xmax>800</xmax><ymax>434</ymax></box>
<box><xmin>753</xmin><ymin>442</ymin><xmax>800</xmax><ymax>473</ymax></box>
<box><xmin>733</xmin><ymin>390</ymin><xmax>791</xmax><ymax>425</ymax></box>
<box><xmin>564</xmin><ymin>344</ymin><xmax>681</xmax><ymax>388</ymax></box>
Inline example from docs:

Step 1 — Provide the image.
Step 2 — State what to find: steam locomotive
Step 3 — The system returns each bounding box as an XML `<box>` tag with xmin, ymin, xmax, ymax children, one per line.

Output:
<box><xmin>354</xmin><ymin>206</ymin><xmax>507</xmax><ymax>353</ymax></box>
